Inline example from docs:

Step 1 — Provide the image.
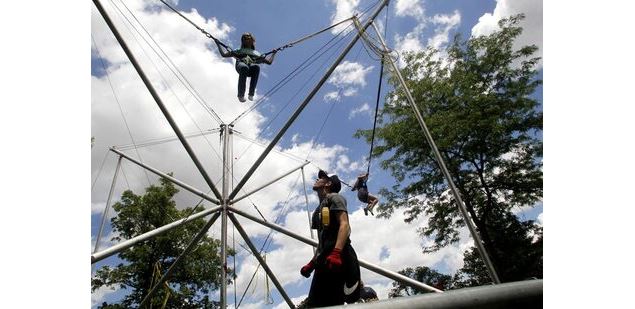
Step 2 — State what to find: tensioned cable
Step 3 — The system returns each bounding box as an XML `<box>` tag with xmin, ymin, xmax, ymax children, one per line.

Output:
<box><xmin>228</xmin><ymin>40</ymin><xmax>355</xmax><ymax>187</ymax></box>
<box><xmin>230</xmin><ymin>26</ymin><xmax>358</xmax><ymax>169</ymax></box>
<box><xmin>108</xmin><ymin>0</ymin><xmax>226</xmax><ymax>167</ymax></box>
<box><xmin>232</xmin><ymin>131</ymin><xmax>307</xmax><ymax>164</ymax></box>
<box><xmin>92</xmin><ymin>150</ymin><xmax>110</xmax><ymax>191</ymax></box>
<box><xmin>230</xmin><ymin>0</ymin><xmax>382</xmax><ymax>126</ymax></box>
<box><xmin>115</xmin><ymin>128</ymin><xmax>220</xmax><ymax>151</ymax></box>
<box><xmin>113</xmin><ymin>0</ymin><xmax>223</xmax><ymax>125</ymax></box>
<box><xmin>158</xmin><ymin>0</ymin><xmax>354</xmax><ymax>58</ymax></box>
<box><xmin>366</xmin><ymin>3</ymin><xmax>390</xmax><ymax>175</ymax></box>
<box><xmin>92</xmin><ymin>33</ymin><xmax>152</xmax><ymax>186</ymax></box>
<box><xmin>367</xmin><ymin>56</ymin><xmax>384</xmax><ymax>174</ymax></box>
<box><xmin>158</xmin><ymin>0</ymin><xmax>230</xmax><ymax>48</ymax></box>
<box><xmin>119</xmin><ymin>0</ymin><xmax>223</xmax><ymax>124</ymax></box>
<box><xmin>230</xmin><ymin>18</ymin><xmax>358</xmax><ymax>125</ymax></box>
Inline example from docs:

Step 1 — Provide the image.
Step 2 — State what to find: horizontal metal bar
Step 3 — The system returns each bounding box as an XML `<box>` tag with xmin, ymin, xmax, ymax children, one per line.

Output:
<box><xmin>322</xmin><ymin>279</ymin><xmax>543</xmax><ymax>309</ymax></box>
<box><xmin>232</xmin><ymin>161</ymin><xmax>310</xmax><ymax>204</ymax></box>
<box><xmin>111</xmin><ymin>148</ymin><xmax>220</xmax><ymax>205</ymax></box>
<box><xmin>229</xmin><ymin>207</ymin><xmax>441</xmax><ymax>293</ymax></box>
<box><xmin>92</xmin><ymin>206</ymin><xmax>222</xmax><ymax>263</ymax></box>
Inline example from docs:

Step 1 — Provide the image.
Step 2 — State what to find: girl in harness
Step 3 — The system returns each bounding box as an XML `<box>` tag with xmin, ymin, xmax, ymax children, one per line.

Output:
<box><xmin>215</xmin><ymin>33</ymin><xmax>277</xmax><ymax>102</ymax></box>
<box><xmin>351</xmin><ymin>173</ymin><xmax>379</xmax><ymax>216</ymax></box>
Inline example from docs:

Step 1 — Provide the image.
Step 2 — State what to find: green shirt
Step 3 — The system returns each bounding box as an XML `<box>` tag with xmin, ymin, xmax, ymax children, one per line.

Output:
<box><xmin>232</xmin><ymin>48</ymin><xmax>262</xmax><ymax>64</ymax></box>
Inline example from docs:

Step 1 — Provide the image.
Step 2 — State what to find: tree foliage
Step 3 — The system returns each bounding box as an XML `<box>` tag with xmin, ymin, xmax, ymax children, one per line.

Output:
<box><xmin>389</xmin><ymin>266</ymin><xmax>453</xmax><ymax>298</ymax></box>
<box><xmin>357</xmin><ymin>14</ymin><xmax>542</xmax><ymax>285</ymax></box>
<box><xmin>92</xmin><ymin>177</ymin><xmax>232</xmax><ymax>308</ymax></box>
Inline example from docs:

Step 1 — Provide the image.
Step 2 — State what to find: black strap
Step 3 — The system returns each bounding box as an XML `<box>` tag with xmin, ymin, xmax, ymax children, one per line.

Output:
<box><xmin>367</xmin><ymin>55</ymin><xmax>384</xmax><ymax>175</ymax></box>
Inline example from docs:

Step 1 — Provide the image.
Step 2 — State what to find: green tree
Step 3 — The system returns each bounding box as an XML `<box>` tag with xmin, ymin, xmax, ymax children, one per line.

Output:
<box><xmin>357</xmin><ymin>14</ymin><xmax>542</xmax><ymax>285</ymax></box>
<box><xmin>389</xmin><ymin>266</ymin><xmax>453</xmax><ymax>297</ymax></box>
<box><xmin>91</xmin><ymin>177</ymin><xmax>232</xmax><ymax>308</ymax></box>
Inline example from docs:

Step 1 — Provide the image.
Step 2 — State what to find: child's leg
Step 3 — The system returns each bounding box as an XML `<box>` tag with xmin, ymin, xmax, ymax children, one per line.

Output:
<box><xmin>368</xmin><ymin>194</ymin><xmax>378</xmax><ymax>211</ymax></box>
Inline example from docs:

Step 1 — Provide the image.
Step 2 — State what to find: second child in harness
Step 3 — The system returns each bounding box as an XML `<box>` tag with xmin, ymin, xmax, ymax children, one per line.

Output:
<box><xmin>351</xmin><ymin>173</ymin><xmax>379</xmax><ymax>216</ymax></box>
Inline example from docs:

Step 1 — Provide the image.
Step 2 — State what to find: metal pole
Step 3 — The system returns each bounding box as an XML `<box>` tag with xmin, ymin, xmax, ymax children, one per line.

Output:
<box><xmin>300</xmin><ymin>167</ymin><xmax>316</xmax><ymax>249</ymax></box>
<box><xmin>228</xmin><ymin>213</ymin><xmax>295</xmax><ymax>308</ymax></box>
<box><xmin>229</xmin><ymin>208</ymin><xmax>442</xmax><ymax>293</ymax></box>
<box><xmin>92</xmin><ymin>0</ymin><xmax>222</xmax><ymax>200</ymax></box>
<box><xmin>369</xmin><ymin>22</ymin><xmax>501</xmax><ymax>284</ymax></box>
<box><xmin>227</xmin><ymin>0</ymin><xmax>391</xmax><ymax>201</ymax></box>
<box><xmin>232</xmin><ymin>161</ymin><xmax>310</xmax><ymax>204</ymax></box>
<box><xmin>220</xmin><ymin>124</ymin><xmax>231</xmax><ymax>308</ymax></box>
<box><xmin>94</xmin><ymin>155</ymin><xmax>122</xmax><ymax>254</ymax></box>
<box><xmin>139</xmin><ymin>212</ymin><xmax>222</xmax><ymax>308</ymax></box>
<box><xmin>322</xmin><ymin>280</ymin><xmax>542</xmax><ymax>309</ymax></box>
<box><xmin>110</xmin><ymin>148</ymin><xmax>220</xmax><ymax>205</ymax></box>
<box><xmin>91</xmin><ymin>205</ymin><xmax>222</xmax><ymax>264</ymax></box>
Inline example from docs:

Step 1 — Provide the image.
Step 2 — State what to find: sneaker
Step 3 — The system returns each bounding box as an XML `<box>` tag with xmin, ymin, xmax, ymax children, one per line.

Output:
<box><xmin>363</xmin><ymin>207</ymin><xmax>368</xmax><ymax>216</ymax></box>
<box><xmin>238</xmin><ymin>96</ymin><xmax>246</xmax><ymax>102</ymax></box>
<box><xmin>248</xmin><ymin>95</ymin><xmax>254</xmax><ymax>101</ymax></box>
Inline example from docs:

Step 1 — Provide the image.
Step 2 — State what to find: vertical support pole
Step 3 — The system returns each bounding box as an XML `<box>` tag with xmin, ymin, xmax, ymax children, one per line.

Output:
<box><xmin>220</xmin><ymin>124</ymin><xmax>231</xmax><ymax>308</ymax></box>
<box><xmin>369</xmin><ymin>22</ymin><xmax>501</xmax><ymax>284</ymax></box>
<box><xmin>300</xmin><ymin>167</ymin><xmax>316</xmax><ymax>254</ymax></box>
<box><xmin>94</xmin><ymin>155</ymin><xmax>123</xmax><ymax>253</ymax></box>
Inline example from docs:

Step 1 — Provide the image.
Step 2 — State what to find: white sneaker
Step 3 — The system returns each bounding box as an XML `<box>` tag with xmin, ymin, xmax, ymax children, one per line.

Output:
<box><xmin>238</xmin><ymin>96</ymin><xmax>246</xmax><ymax>102</ymax></box>
<box><xmin>248</xmin><ymin>95</ymin><xmax>254</xmax><ymax>101</ymax></box>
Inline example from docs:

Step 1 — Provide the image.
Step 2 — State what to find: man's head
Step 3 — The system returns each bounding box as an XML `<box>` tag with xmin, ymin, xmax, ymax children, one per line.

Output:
<box><xmin>313</xmin><ymin>170</ymin><xmax>341</xmax><ymax>194</ymax></box>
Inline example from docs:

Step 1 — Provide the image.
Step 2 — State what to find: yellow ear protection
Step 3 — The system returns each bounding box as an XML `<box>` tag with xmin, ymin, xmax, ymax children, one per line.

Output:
<box><xmin>321</xmin><ymin>206</ymin><xmax>330</xmax><ymax>227</ymax></box>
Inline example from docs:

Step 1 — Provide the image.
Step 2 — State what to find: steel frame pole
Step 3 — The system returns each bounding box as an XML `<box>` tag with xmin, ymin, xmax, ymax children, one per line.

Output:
<box><xmin>232</xmin><ymin>161</ymin><xmax>310</xmax><ymax>204</ymax></box>
<box><xmin>369</xmin><ymin>22</ymin><xmax>501</xmax><ymax>284</ymax></box>
<box><xmin>321</xmin><ymin>280</ymin><xmax>542</xmax><ymax>309</ymax></box>
<box><xmin>227</xmin><ymin>0</ymin><xmax>391</xmax><ymax>201</ymax></box>
<box><xmin>91</xmin><ymin>205</ymin><xmax>222</xmax><ymax>264</ymax></box>
<box><xmin>228</xmin><ymin>213</ymin><xmax>295</xmax><ymax>308</ymax></box>
<box><xmin>220</xmin><ymin>124</ymin><xmax>231</xmax><ymax>308</ymax></box>
<box><xmin>229</xmin><ymin>207</ymin><xmax>442</xmax><ymax>293</ymax></box>
<box><xmin>92</xmin><ymin>0</ymin><xmax>222</xmax><ymax>200</ymax></box>
<box><xmin>139</xmin><ymin>212</ymin><xmax>222</xmax><ymax>308</ymax></box>
<box><xmin>94</xmin><ymin>155</ymin><xmax>122</xmax><ymax>254</ymax></box>
<box><xmin>110</xmin><ymin>148</ymin><xmax>220</xmax><ymax>205</ymax></box>
<box><xmin>300</xmin><ymin>167</ymin><xmax>316</xmax><ymax>246</ymax></box>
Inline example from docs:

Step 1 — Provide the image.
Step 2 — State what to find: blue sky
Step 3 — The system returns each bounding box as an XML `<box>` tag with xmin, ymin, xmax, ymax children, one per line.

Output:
<box><xmin>89</xmin><ymin>0</ymin><xmax>543</xmax><ymax>307</ymax></box>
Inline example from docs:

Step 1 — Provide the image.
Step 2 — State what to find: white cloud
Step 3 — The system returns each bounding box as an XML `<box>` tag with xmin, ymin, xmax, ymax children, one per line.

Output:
<box><xmin>428</xmin><ymin>11</ymin><xmax>461</xmax><ymax>50</ymax></box>
<box><xmin>328</xmin><ymin>61</ymin><xmax>374</xmax><ymax>87</ymax></box>
<box><xmin>394</xmin><ymin>0</ymin><xmax>425</xmax><ymax>20</ymax></box>
<box><xmin>393</xmin><ymin>6</ymin><xmax>461</xmax><ymax>68</ymax></box>
<box><xmin>323</xmin><ymin>91</ymin><xmax>341</xmax><ymax>102</ymax></box>
<box><xmin>471</xmin><ymin>0</ymin><xmax>543</xmax><ymax>68</ymax></box>
<box><xmin>330</xmin><ymin>0</ymin><xmax>361</xmax><ymax>34</ymax></box>
<box><xmin>349</xmin><ymin>103</ymin><xmax>371</xmax><ymax>119</ymax></box>
<box><xmin>91</xmin><ymin>285</ymin><xmax>120</xmax><ymax>307</ymax></box>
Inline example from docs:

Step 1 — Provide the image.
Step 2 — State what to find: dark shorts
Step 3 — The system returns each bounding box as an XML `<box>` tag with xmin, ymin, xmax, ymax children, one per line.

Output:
<box><xmin>357</xmin><ymin>188</ymin><xmax>369</xmax><ymax>204</ymax></box>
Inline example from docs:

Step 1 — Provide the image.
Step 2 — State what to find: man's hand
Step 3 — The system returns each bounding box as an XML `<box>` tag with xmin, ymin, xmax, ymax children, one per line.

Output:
<box><xmin>326</xmin><ymin>248</ymin><xmax>342</xmax><ymax>270</ymax></box>
<box><xmin>300</xmin><ymin>260</ymin><xmax>315</xmax><ymax>278</ymax></box>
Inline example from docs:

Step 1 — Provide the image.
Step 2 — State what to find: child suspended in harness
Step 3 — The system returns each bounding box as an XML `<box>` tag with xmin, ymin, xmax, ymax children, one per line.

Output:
<box><xmin>215</xmin><ymin>33</ymin><xmax>277</xmax><ymax>102</ymax></box>
<box><xmin>351</xmin><ymin>173</ymin><xmax>379</xmax><ymax>216</ymax></box>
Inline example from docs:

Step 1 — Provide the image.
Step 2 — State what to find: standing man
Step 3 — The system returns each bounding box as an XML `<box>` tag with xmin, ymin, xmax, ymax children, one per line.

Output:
<box><xmin>300</xmin><ymin>170</ymin><xmax>361</xmax><ymax>307</ymax></box>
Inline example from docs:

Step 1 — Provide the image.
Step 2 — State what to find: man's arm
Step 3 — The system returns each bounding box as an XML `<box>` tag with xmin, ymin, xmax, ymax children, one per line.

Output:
<box><xmin>334</xmin><ymin>210</ymin><xmax>350</xmax><ymax>250</ymax></box>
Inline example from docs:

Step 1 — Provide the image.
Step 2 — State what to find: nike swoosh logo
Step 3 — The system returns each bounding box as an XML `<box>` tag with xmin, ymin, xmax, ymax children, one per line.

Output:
<box><xmin>344</xmin><ymin>280</ymin><xmax>359</xmax><ymax>295</ymax></box>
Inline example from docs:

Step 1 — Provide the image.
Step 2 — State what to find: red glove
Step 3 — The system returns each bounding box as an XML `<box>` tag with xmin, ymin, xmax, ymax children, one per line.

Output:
<box><xmin>300</xmin><ymin>260</ymin><xmax>315</xmax><ymax>278</ymax></box>
<box><xmin>326</xmin><ymin>248</ymin><xmax>342</xmax><ymax>270</ymax></box>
